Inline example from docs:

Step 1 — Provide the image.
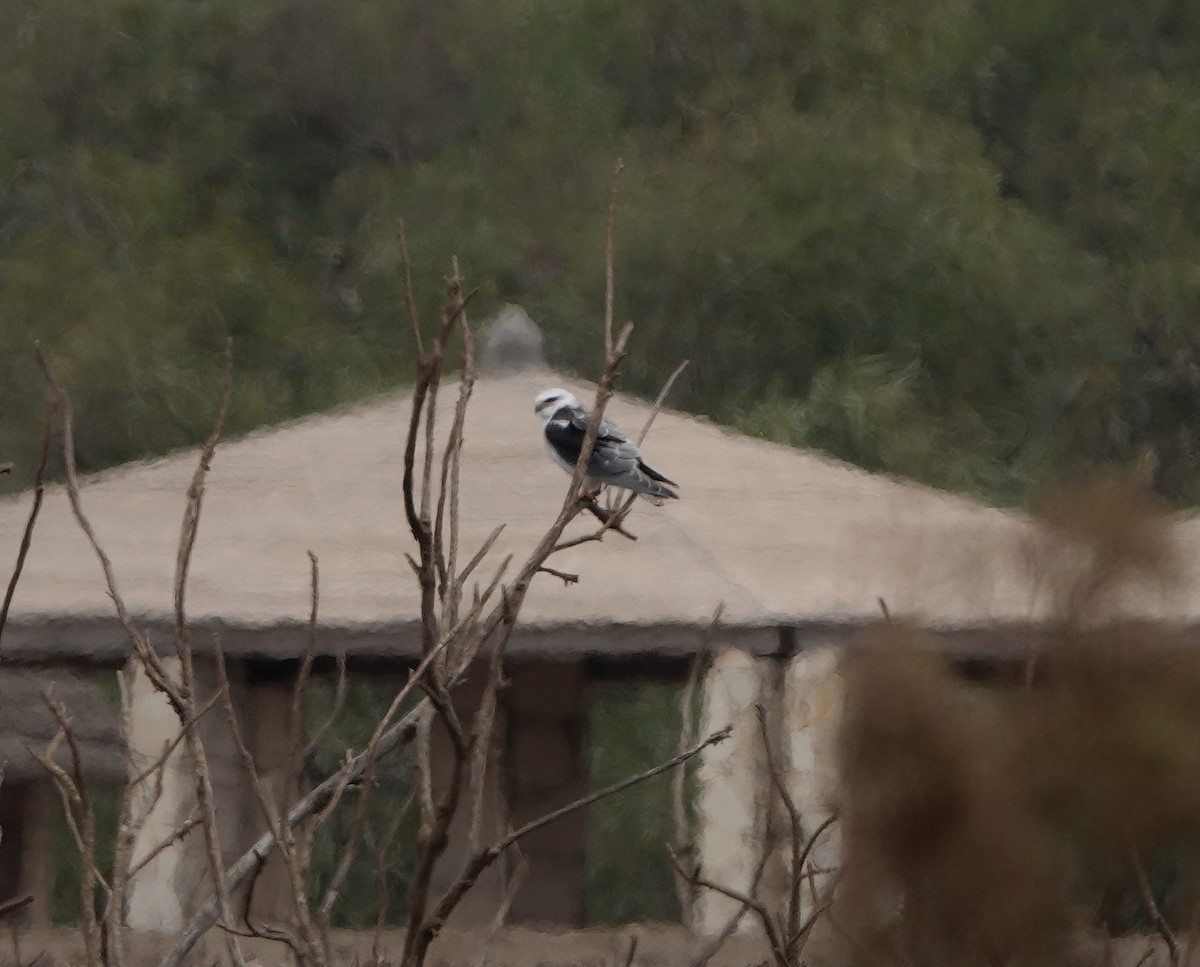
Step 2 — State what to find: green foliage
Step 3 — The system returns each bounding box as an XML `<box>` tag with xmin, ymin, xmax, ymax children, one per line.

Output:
<box><xmin>50</xmin><ymin>782</ymin><xmax>120</xmax><ymax>924</ymax></box>
<box><xmin>304</xmin><ymin>677</ymin><xmax>419</xmax><ymax>927</ymax></box>
<box><xmin>300</xmin><ymin>677</ymin><xmax>691</xmax><ymax>928</ymax></box>
<box><xmin>1</xmin><ymin>0</ymin><xmax>1199</xmax><ymax>503</ymax></box>
<box><xmin>585</xmin><ymin>681</ymin><xmax>689</xmax><ymax>925</ymax></box>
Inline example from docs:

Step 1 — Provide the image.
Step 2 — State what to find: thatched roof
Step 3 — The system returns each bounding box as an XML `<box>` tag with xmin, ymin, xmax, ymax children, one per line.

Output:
<box><xmin>1</xmin><ymin>355</ymin><xmax>1197</xmax><ymax>662</ymax></box>
<box><xmin>0</xmin><ymin>670</ymin><xmax>126</xmax><ymax>781</ymax></box>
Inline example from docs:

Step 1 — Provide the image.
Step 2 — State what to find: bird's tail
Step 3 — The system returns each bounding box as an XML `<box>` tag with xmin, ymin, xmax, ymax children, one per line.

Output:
<box><xmin>639</xmin><ymin>462</ymin><xmax>678</xmax><ymax>488</ymax></box>
<box><xmin>634</xmin><ymin>468</ymin><xmax>679</xmax><ymax>501</ymax></box>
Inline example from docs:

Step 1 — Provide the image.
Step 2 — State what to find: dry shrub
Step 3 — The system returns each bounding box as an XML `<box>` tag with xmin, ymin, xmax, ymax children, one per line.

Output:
<box><xmin>1024</xmin><ymin>634</ymin><xmax>1200</xmax><ymax>932</ymax></box>
<box><xmin>836</xmin><ymin>629</ymin><xmax>1069</xmax><ymax>966</ymax></box>
<box><xmin>833</xmin><ymin>474</ymin><xmax>1200</xmax><ymax>963</ymax></box>
<box><xmin>1025</xmin><ymin>474</ymin><xmax>1200</xmax><ymax>923</ymax></box>
<box><xmin>1031</xmin><ymin>471</ymin><xmax>1180</xmax><ymax>626</ymax></box>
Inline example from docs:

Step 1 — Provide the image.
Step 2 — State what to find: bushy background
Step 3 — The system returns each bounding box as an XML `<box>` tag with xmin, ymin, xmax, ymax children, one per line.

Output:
<box><xmin>2</xmin><ymin>0</ymin><xmax>1199</xmax><ymax>504</ymax></box>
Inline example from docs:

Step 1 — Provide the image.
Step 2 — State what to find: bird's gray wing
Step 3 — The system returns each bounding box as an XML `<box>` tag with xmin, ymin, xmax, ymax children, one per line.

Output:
<box><xmin>546</xmin><ymin>409</ymin><xmax>677</xmax><ymax>498</ymax></box>
<box><xmin>567</xmin><ymin>405</ymin><xmax>627</xmax><ymax>444</ymax></box>
<box><xmin>564</xmin><ymin>406</ymin><xmax>642</xmax><ymax>479</ymax></box>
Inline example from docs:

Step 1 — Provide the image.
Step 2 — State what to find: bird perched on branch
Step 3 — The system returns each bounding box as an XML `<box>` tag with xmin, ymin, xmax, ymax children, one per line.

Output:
<box><xmin>533</xmin><ymin>388</ymin><xmax>679</xmax><ymax>501</ymax></box>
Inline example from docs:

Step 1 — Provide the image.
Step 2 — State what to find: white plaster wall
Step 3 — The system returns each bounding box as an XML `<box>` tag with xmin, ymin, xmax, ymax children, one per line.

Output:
<box><xmin>695</xmin><ymin>647</ymin><xmax>767</xmax><ymax>935</ymax></box>
<box><xmin>782</xmin><ymin>646</ymin><xmax>844</xmax><ymax>913</ymax></box>
<box><xmin>125</xmin><ymin>657</ymin><xmax>190</xmax><ymax>933</ymax></box>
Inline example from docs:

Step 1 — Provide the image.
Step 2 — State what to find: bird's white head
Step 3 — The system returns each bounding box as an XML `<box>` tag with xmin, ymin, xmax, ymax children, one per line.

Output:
<box><xmin>533</xmin><ymin>387</ymin><xmax>579</xmax><ymax>423</ymax></box>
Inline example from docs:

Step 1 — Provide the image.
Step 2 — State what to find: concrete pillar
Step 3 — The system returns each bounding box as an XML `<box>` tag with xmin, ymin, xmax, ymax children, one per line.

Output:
<box><xmin>126</xmin><ymin>656</ymin><xmax>196</xmax><ymax>933</ymax></box>
<box><xmin>781</xmin><ymin>646</ymin><xmax>843</xmax><ymax>914</ymax></box>
<box><xmin>125</xmin><ymin>656</ymin><xmax>282</xmax><ymax>932</ymax></box>
<box><xmin>695</xmin><ymin>647</ymin><xmax>769</xmax><ymax>935</ymax></box>
<box><xmin>504</xmin><ymin>659</ymin><xmax>587</xmax><ymax>926</ymax></box>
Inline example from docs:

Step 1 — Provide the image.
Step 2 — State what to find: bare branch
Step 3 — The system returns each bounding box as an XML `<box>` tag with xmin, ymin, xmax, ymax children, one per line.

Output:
<box><xmin>670</xmin><ymin>853</ymin><xmax>789</xmax><ymax>967</ymax></box>
<box><xmin>373</xmin><ymin>790</ymin><xmax>416</xmax><ymax>963</ymax></box>
<box><xmin>1132</xmin><ymin>844</ymin><xmax>1181</xmax><ymax>966</ymax></box>
<box><xmin>455</xmin><ymin>524</ymin><xmax>505</xmax><ymax>589</ymax></box>
<box><xmin>416</xmin><ymin>726</ymin><xmax>732</xmax><ymax>953</ymax></box>
<box><xmin>169</xmin><ymin>339</ymin><xmax>245</xmax><ymax>967</ymax></box>
<box><xmin>305</xmin><ymin>646</ymin><xmax>348</xmax><ymax>758</ymax></box>
<box><xmin>34</xmin><ymin>344</ymin><xmax>173</xmax><ymax>698</ymax></box>
<box><xmin>0</xmin><ymin>896</ymin><xmax>32</xmax><ymax>919</ymax></box>
<box><xmin>604</xmin><ymin>158</ymin><xmax>625</xmax><ymax>358</ymax></box>
<box><xmin>402</xmin><ymin>276</ymin><xmax>479</xmax><ymax>657</ymax></box>
<box><xmin>470</xmin><ymin>851</ymin><xmax>528</xmax><ymax>967</ymax></box>
<box><xmin>679</xmin><ymin>782</ymin><xmax>774</xmax><ymax>967</ymax></box>
<box><xmin>621</xmin><ymin>933</ymin><xmax>639</xmax><ymax>967</ymax></box>
<box><xmin>434</xmin><ymin>254</ymin><xmax>478</xmax><ymax>624</ymax></box>
<box><xmin>636</xmin><ymin>359</ymin><xmax>689</xmax><ymax>446</ymax></box>
<box><xmin>317</xmin><ymin>758</ymin><xmax>376</xmax><ymax>924</ymax></box>
<box><xmin>288</xmin><ymin>550</ymin><xmax>321</xmax><ymax>795</ymax></box>
<box><xmin>755</xmin><ymin>702</ymin><xmax>804</xmax><ymax>954</ymax></box>
<box><xmin>673</xmin><ymin>606</ymin><xmax>722</xmax><ymax>926</ymax></box>
<box><xmin>537</xmin><ymin>565</ymin><xmax>578</xmax><ymax>586</ymax></box>
<box><xmin>466</xmin><ymin>635</ymin><xmax>506</xmax><ymax>858</ymax></box>
<box><xmin>127</xmin><ymin>691</ymin><xmax>221</xmax><ymax>787</ymax></box>
<box><xmin>128</xmin><ymin>809</ymin><xmax>204</xmax><ymax>879</ymax></box>
<box><xmin>174</xmin><ymin>337</ymin><xmax>233</xmax><ymax>659</ymax></box>
<box><xmin>0</xmin><ymin>389</ymin><xmax>56</xmax><ymax>647</ymax></box>
<box><xmin>41</xmin><ymin>693</ymin><xmax>103</xmax><ymax>965</ymax></box>
<box><xmin>160</xmin><ymin>702</ymin><xmax>427</xmax><ymax>967</ymax></box>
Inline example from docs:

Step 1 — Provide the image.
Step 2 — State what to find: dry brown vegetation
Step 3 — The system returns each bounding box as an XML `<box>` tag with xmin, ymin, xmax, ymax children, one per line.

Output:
<box><xmin>830</xmin><ymin>476</ymin><xmax>1200</xmax><ymax>967</ymax></box>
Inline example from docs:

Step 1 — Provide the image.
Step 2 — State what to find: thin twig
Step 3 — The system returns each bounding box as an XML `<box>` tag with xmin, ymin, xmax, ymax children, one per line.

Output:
<box><xmin>679</xmin><ymin>786</ymin><xmax>774</xmax><ymax>967</ymax></box>
<box><xmin>604</xmin><ymin>159</ymin><xmax>625</xmax><ymax>359</ymax></box>
<box><xmin>621</xmin><ymin>933</ymin><xmax>639</xmax><ymax>967</ymax></box>
<box><xmin>127</xmin><ymin>692</ymin><xmax>221</xmax><ymax>787</ymax></box>
<box><xmin>174</xmin><ymin>337</ymin><xmax>233</xmax><ymax>657</ymax></box>
<box><xmin>213</xmin><ymin>633</ymin><xmax>326</xmax><ymax>962</ymax></box>
<box><xmin>34</xmin><ymin>345</ymin><xmax>174</xmax><ymax>700</ymax></box>
<box><xmin>0</xmin><ymin>391</ymin><xmax>56</xmax><ymax>646</ymax></box>
<box><xmin>159</xmin><ymin>700</ymin><xmax>428</xmax><ymax>967</ymax></box>
<box><xmin>415</xmin><ymin>726</ymin><xmax>732</xmax><ymax>954</ymax></box>
<box><xmin>373</xmin><ymin>789</ymin><xmax>415</xmax><ymax>963</ymax></box>
<box><xmin>127</xmin><ymin>809</ymin><xmax>204</xmax><ymax>879</ymax></box>
<box><xmin>537</xmin><ymin>565</ymin><xmax>578</xmax><ymax>586</ymax></box>
<box><xmin>434</xmin><ymin>255</ymin><xmax>478</xmax><ymax>628</ymax></box>
<box><xmin>170</xmin><ymin>339</ymin><xmax>246</xmax><ymax>967</ymax></box>
<box><xmin>672</xmin><ymin>606</ymin><xmax>721</xmax><ymax>928</ymax></box>
<box><xmin>670</xmin><ymin>854</ymin><xmax>789</xmax><ymax>967</ymax></box>
<box><xmin>466</xmin><ymin>634</ymin><xmax>506</xmax><ymax>858</ymax></box>
<box><xmin>470</xmin><ymin>851</ymin><xmax>528</xmax><ymax>967</ymax></box>
<box><xmin>317</xmin><ymin>757</ymin><xmax>377</xmax><ymax>922</ymax></box>
<box><xmin>42</xmin><ymin>693</ymin><xmax>102</xmax><ymax>965</ymax></box>
<box><xmin>755</xmin><ymin>702</ymin><xmax>804</xmax><ymax>957</ymax></box>
<box><xmin>305</xmin><ymin>647</ymin><xmax>348</xmax><ymax>757</ymax></box>
<box><xmin>0</xmin><ymin>896</ymin><xmax>32</xmax><ymax>919</ymax></box>
<box><xmin>636</xmin><ymin>359</ymin><xmax>689</xmax><ymax>446</ymax></box>
<box><xmin>1131</xmin><ymin>845</ymin><xmax>1181</xmax><ymax>966</ymax></box>
<box><xmin>283</xmin><ymin>551</ymin><xmax>321</xmax><ymax>887</ymax></box>
<box><xmin>454</xmin><ymin>524</ymin><xmax>505</xmax><ymax>590</ymax></box>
